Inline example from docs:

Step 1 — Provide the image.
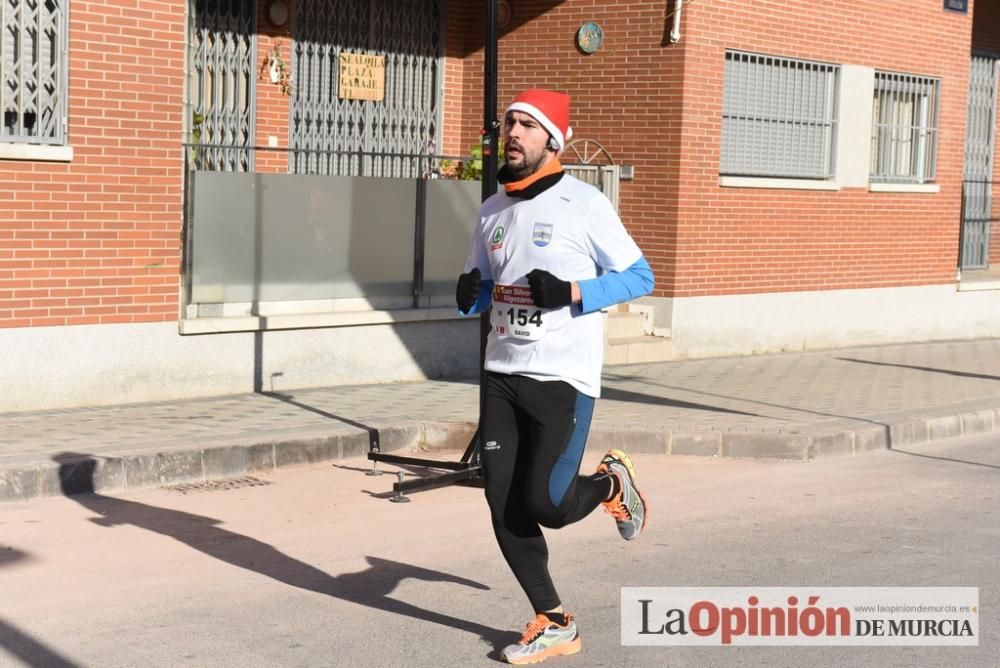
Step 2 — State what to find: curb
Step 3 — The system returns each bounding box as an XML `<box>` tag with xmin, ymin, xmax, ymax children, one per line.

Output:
<box><xmin>588</xmin><ymin>403</ymin><xmax>1000</xmax><ymax>461</ymax></box>
<box><xmin>0</xmin><ymin>421</ymin><xmax>477</xmax><ymax>503</ymax></box>
<box><xmin>3</xmin><ymin>404</ymin><xmax>998</xmax><ymax>503</ymax></box>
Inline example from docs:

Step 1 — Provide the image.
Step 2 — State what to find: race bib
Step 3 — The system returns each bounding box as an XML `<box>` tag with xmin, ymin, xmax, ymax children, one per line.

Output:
<box><xmin>490</xmin><ymin>284</ymin><xmax>548</xmax><ymax>340</ymax></box>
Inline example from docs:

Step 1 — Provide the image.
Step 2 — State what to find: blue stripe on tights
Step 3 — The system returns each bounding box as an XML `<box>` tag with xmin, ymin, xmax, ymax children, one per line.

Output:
<box><xmin>548</xmin><ymin>392</ymin><xmax>596</xmax><ymax>507</ymax></box>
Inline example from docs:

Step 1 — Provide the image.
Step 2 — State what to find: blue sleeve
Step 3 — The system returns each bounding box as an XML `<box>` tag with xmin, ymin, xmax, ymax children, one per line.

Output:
<box><xmin>577</xmin><ymin>257</ymin><xmax>654</xmax><ymax>314</ymax></box>
<box><xmin>459</xmin><ymin>279</ymin><xmax>494</xmax><ymax>316</ymax></box>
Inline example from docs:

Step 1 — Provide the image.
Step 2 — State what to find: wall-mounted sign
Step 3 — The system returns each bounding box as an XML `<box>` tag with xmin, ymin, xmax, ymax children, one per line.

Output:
<box><xmin>943</xmin><ymin>0</ymin><xmax>968</xmax><ymax>13</ymax></box>
<box><xmin>339</xmin><ymin>52</ymin><xmax>385</xmax><ymax>101</ymax></box>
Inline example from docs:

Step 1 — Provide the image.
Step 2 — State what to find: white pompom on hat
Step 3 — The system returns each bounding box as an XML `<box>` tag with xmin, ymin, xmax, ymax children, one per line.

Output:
<box><xmin>505</xmin><ymin>89</ymin><xmax>573</xmax><ymax>151</ymax></box>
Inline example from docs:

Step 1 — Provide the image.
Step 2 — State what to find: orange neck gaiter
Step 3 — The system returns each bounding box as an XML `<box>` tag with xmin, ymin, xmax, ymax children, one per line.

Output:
<box><xmin>503</xmin><ymin>158</ymin><xmax>563</xmax><ymax>194</ymax></box>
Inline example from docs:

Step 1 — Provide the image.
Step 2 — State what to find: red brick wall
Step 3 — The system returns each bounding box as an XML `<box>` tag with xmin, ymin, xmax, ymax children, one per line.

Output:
<box><xmin>0</xmin><ymin>0</ymin><xmax>468</xmax><ymax>332</ymax></box>
<box><xmin>0</xmin><ymin>0</ymin><xmax>185</xmax><ymax>328</ymax></box>
<box><xmin>972</xmin><ymin>0</ymin><xmax>1000</xmax><ymax>265</ymax></box>
<box><xmin>1</xmin><ymin>1</ymin><xmax>981</xmax><ymax>332</ymax></box>
<box><xmin>453</xmin><ymin>1</ymin><xmax>977</xmax><ymax>296</ymax></box>
<box><xmin>676</xmin><ymin>0</ymin><xmax>973</xmax><ymax>296</ymax></box>
<box><xmin>442</xmin><ymin>3</ymin><xmax>478</xmax><ymax>157</ymax></box>
<box><xmin>456</xmin><ymin>0</ymin><xmax>686</xmax><ymax>293</ymax></box>
<box><xmin>450</xmin><ymin>2</ymin><xmax>489</xmax><ymax>162</ymax></box>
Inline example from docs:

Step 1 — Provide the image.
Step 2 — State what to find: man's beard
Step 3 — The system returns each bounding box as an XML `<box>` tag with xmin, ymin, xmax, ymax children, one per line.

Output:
<box><xmin>505</xmin><ymin>145</ymin><xmax>548</xmax><ymax>180</ymax></box>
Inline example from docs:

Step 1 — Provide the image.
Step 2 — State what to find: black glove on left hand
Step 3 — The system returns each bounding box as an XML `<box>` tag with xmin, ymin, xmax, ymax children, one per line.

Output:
<box><xmin>526</xmin><ymin>269</ymin><xmax>573</xmax><ymax>309</ymax></box>
<box><xmin>456</xmin><ymin>267</ymin><xmax>482</xmax><ymax>312</ymax></box>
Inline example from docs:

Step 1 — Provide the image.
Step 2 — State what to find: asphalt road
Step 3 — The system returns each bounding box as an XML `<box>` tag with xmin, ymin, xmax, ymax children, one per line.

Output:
<box><xmin>2</xmin><ymin>432</ymin><xmax>998</xmax><ymax>667</ymax></box>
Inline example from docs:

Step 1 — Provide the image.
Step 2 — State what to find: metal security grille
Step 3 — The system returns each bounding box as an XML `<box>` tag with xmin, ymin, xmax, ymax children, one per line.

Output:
<box><xmin>1</xmin><ymin>0</ymin><xmax>67</xmax><ymax>143</ymax></box>
<box><xmin>961</xmin><ymin>54</ymin><xmax>999</xmax><ymax>270</ymax></box>
<box><xmin>870</xmin><ymin>71</ymin><xmax>941</xmax><ymax>183</ymax></box>
<box><xmin>188</xmin><ymin>0</ymin><xmax>256</xmax><ymax>171</ymax></box>
<box><xmin>290</xmin><ymin>0</ymin><xmax>443</xmax><ymax>176</ymax></box>
<box><xmin>721</xmin><ymin>51</ymin><xmax>839</xmax><ymax>179</ymax></box>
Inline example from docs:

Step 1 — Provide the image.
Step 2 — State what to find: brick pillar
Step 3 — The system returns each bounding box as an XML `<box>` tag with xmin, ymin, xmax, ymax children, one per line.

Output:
<box><xmin>255</xmin><ymin>0</ymin><xmax>294</xmax><ymax>174</ymax></box>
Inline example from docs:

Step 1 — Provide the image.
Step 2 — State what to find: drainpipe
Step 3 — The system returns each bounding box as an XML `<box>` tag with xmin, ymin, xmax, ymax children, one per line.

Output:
<box><xmin>669</xmin><ymin>0</ymin><xmax>684</xmax><ymax>43</ymax></box>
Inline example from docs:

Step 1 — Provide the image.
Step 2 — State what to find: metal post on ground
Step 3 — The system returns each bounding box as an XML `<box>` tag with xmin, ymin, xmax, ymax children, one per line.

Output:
<box><xmin>366</xmin><ymin>0</ymin><xmax>499</xmax><ymax>497</ymax></box>
<box><xmin>474</xmin><ymin>0</ymin><xmax>501</xmax><ymax>464</ymax></box>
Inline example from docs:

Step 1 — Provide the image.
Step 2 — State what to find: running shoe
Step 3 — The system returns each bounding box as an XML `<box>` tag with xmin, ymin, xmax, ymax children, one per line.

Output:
<box><xmin>501</xmin><ymin>612</ymin><xmax>581</xmax><ymax>665</ymax></box>
<box><xmin>597</xmin><ymin>449</ymin><xmax>648</xmax><ymax>540</ymax></box>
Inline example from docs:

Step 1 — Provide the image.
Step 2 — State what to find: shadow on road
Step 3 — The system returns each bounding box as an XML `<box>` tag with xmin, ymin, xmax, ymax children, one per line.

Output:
<box><xmin>0</xmin><ymin>548</ymin><xmax>82</xmax><ymax>668</ymax></box>
<box><xmin>601</xmin><ymin>370</ymin><xmax>891</xmax><ymax>427</ymax></box>
<box><xmin>601</xmin><ymin>386</ymin><xmax>765</xmax><ymax>416</ymax></box>
<box><xmin>0</xmin><ymin>617</ymin><xmax>81</xmax><ymax>668</ymax></box>
<box><xmin>261</xmin><ymin>390</ymin><xmax>381</xmax><ymax>443</ymax></box>
<box><xmin>889</xmin><ymin>448</ymin><xmax>1000</xmax><ymax>470</ymax></box>
<box><xmin>836</xmin><ymin>357</ymin><xmax>1000</xmax><ymax>382</ymax></box>
<box><xmin>52</xmin><ymin>452</ymin><xmax>515</xmax><ymax>655</ymax></box>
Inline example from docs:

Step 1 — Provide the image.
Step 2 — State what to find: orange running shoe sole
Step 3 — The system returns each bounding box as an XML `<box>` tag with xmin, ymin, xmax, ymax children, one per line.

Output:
<box><xmin>505</xmin><ymin>637</ymin><xmax>581</xmax><ymax>665</ymax></box>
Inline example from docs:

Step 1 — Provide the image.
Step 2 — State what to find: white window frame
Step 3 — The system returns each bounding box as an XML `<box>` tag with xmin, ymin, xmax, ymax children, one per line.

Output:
<box><xmin>870</xmin><ymin>70</ymin><xmax>941</xmax><ymax>184</ymax></box>
<box><xmin>1</xmin><ymin>0</ymin><xmax>70</xmax><ymax>161</ymax></box>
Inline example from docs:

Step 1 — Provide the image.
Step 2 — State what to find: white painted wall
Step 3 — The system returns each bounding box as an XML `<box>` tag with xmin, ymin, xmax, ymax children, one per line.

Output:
<box><xmin>665</xmin><ymin>284</ymin><xmax>1000</xmax><ymax>358</ymax></box>
<box><xmin>0</xmin><ymin>319</ymin><xmax>480</xmax><ymax>412</ymax></box>
<box><xmin>6</xmin><ymin>285</ymin><xmax>997</xmax><ymax>412</ymax></box>
<box><xmin>835</xmin><ymin>65</ymin><xmax>876</xmax><ymax>188</ymax></box>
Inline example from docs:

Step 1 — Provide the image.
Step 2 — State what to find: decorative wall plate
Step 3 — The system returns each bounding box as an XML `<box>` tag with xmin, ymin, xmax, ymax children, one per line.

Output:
<box><xmin>576</xmin><ymin>22</ymin><xmax>603</xmax><ymax>54</ymax></box>
<box><xmin>267</xmin><ymin>0</ymin><xmax>289</xmax><ymax>28</ymax></box>
<box><xmin>498</xmin><ymin>0</ymin><xmax>512</xmax><ymax>29</ymax></box>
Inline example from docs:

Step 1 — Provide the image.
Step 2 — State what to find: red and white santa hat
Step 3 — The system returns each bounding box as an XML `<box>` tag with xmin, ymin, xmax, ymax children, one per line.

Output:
<box><xmin>505</xmin><ymin>89</ymin><xmax>573</xmax><ymax>151</ymax></box>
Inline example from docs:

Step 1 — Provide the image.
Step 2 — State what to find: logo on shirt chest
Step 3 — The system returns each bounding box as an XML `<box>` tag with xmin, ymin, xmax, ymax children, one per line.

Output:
<box><xmin>532</xmin><ymin>222</ymin><xmax>554</xmax><ymax>247</ymax></box>
<box><xmin>490</xmin><ymin>225</ymin><xmax>506</xmax><ymax>251</ymax></box>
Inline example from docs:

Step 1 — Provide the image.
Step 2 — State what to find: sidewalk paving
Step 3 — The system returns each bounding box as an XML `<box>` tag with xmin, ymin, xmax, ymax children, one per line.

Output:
<box><xmin>3</xmin><ymin>338</ymin><xmax>1000</xmax><ymax>502</ymax></box>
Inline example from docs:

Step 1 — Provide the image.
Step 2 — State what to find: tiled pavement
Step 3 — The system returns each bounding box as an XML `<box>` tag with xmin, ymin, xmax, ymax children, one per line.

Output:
<box><xmin>3</xmin><ymin>339</ymin><xmax>999</xmax><ymax>501</ymax></box>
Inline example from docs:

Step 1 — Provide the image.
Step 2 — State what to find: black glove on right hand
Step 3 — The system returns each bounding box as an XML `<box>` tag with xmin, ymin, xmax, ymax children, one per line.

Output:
<box><xmin>456</xmin><ymin>267</ymin><xmax>482</xmax><ymax>312</ymax></box>
<box><xmin>526</xmin><ymin>269</ymin><xmax>572</xmax><ymax>309</ymax></box>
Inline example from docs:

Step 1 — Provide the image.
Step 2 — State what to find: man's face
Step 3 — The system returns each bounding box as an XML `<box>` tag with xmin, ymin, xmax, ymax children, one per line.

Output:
<box><xmin>503</xmin><ymin>110</ymin><xmax>553</xmax><ymax>179</ymax></box>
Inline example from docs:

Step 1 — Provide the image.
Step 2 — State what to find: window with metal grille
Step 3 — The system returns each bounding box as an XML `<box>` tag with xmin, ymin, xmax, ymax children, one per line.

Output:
<box><xmin>188</xmin><ymin>0</ymin><xmax>257</xmax><ymax>172</ymax></box>
<box><xmin>721</xmin><ymin>51</ymin><xmax>839</xmax><ymax>179</ymax></box>
<box><xmin>290</xmin><ymin>0</ymin><xmax>443</xmax><ymax>177</ymax></box>
<box><xmin>870</xmin><ymin>71</ymin><xmax>940</xmax><ymax>183</ymax></box>
<box><xmin>2</xmin><ymin>0</ymin><xmax>67</xmax><ymax>144</ymax></box>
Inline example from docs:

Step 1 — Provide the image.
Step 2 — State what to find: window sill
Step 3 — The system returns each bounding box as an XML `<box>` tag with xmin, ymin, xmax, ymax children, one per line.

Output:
<box><xmin>178</xmin><ymin>305</ymin><xmax>465</xmax><ymax>335</ymax></box>
<box><xmin>0</xmin><ymin>144</ymin><xmax>73</xmax><ymax>162</ymax></box>
<box><xmin>719</xmin><ymin>176</ymin><xmax>841</xmax><ymax>191</ymax></box>
<box><xmin>868</xmin><ymin>182</ymin><xmax>940</xmax><ymax>193</ymax></box>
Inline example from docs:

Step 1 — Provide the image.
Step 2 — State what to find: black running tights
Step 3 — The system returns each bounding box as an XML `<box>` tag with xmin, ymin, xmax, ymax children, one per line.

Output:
<box><xmin>480</xmin><ymin>371</ymin><xmax>610</xmax><ymax>612</ymax></box>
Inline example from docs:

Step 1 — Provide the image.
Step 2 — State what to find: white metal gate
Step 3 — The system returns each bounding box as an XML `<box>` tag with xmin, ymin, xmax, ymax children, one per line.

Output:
<box><xmin>290</xmin><ymin>0</ymin><xmax>443</xmax><ymax>177</ymax></box>
<box><xmin>962</xmin><ymin>53</ymin><xmax>999</xmax><ymax>270</ymax></box>
<box><xmin>563</xmin><ymin>138</ymin><xmax>621</xmax><ymax>210</ymax></box>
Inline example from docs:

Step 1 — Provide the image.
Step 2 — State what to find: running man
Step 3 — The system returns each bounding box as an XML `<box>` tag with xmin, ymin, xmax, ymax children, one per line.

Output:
<box><xmin>455</xmin><ymin>89</ymin><xmax>655</xmax><ymax>664</ymax></box>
